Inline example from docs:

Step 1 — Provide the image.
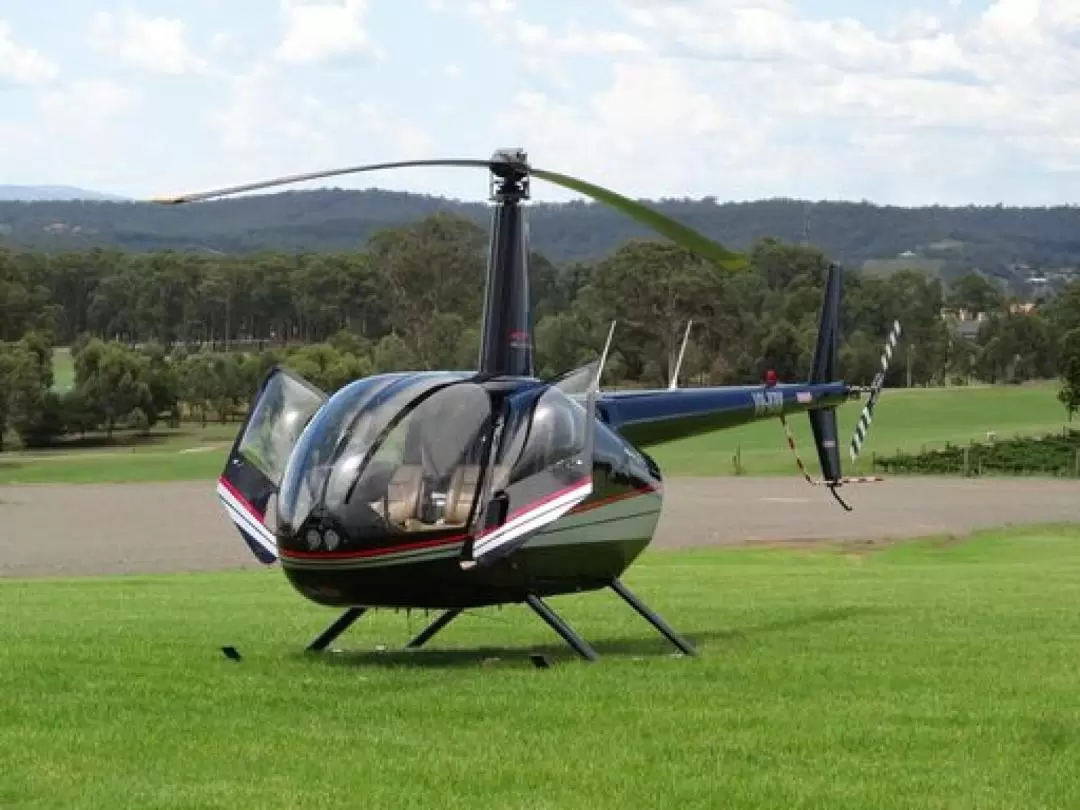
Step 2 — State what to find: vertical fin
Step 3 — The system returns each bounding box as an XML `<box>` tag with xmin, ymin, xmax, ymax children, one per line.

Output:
<box><xmin>808</xmin><ymin>263</ymin><xmax>843</xmax><ymax>483</ymax></box>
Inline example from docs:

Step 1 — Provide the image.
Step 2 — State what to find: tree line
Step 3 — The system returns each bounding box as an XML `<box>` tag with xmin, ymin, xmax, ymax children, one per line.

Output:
<box><xmin>3</xmin><ymin>210</ymin><xmax>1080</xmax><ymax>450</ymax></box>
<box><xmin>6</xmin><ymin>189</ymin><xmax>1080</xmax><ymax>289</ymax></box>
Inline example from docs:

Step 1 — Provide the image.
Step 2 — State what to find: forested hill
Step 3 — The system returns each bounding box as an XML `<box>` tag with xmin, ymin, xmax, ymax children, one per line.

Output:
<box><xmin>4</xmin><ymin>188</ymin><xmax>1080</xmax><ymax>280</ymax></box>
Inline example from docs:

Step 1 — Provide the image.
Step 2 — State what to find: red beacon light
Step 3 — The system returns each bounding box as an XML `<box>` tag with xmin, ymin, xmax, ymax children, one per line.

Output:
<box><xmin>763</xmin><ymin>368</ymin><xmax>779</xmax><ymax>387</ymax></box>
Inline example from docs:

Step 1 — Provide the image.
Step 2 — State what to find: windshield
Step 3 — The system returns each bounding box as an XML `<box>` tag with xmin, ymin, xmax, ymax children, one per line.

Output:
<box><xmin>343</xmin><ymin>382</ymin><xmax>494</xmax><ymax>534</ymax></box>
<box><xmin>276</xmin><ymin>371</ymin><xmax>469</xmax><ymax>532</ymax></box>
<box><xmin>276</xmin><ymin>375</ymin><xmax>495</xmax><ymax>540</ymax></box>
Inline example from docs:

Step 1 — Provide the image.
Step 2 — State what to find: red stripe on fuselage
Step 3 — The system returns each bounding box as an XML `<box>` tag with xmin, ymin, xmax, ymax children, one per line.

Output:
<box><xmin>218</xmin><ymin>475</ymin><xmax>266</xmax><ymax>523</ymax></box>
<box><xmin>278</xmin><ymin>481</ymin><xmax>658</xmax><ymax>561</ymax></box>
<box><xmin>281</xmin><ymin>532</ymin><xmax>466</xmax><ymax>560</ymax></box>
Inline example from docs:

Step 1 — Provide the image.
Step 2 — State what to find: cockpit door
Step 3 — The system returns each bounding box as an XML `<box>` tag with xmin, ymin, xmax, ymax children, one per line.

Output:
<box><xmin>461</xmin><ymin>363</ymin><xmax>599</xmax><ymax>569</ymax></box>
<box><xmin>217</xmin><ymin>366</ymin><xmax>327</xmax><ymax>564</ymax></box>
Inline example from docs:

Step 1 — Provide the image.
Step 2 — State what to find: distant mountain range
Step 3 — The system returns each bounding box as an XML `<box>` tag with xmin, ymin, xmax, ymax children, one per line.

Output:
<box><xmin>0</xmin><ymin>186</ymin><xmax>1078</xmax><ymax>296</ymax></box>
<box><xmin>0</xmin><ymin>185</ymin><xmax>129</xmax><ymax>202</ymax></box>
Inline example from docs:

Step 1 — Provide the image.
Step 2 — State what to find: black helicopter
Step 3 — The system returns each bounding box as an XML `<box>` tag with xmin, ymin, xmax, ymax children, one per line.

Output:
<box><xmin>155</xmin><ymin>149</ymin><xmax>899</xmax><ymax>662</ymax></box>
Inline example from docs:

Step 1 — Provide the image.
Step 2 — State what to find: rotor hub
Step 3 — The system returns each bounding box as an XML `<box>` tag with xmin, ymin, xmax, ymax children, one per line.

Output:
<box><xmin>489</xmin><ymin>147</ymin><xmax>530</xmax><ymax>201</ymax></box>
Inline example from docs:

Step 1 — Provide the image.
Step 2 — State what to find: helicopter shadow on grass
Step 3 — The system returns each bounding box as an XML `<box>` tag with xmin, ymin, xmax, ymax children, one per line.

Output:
<box><xmin>289</xmin><ymin>605</ymin><xmax>890</xmax><ymax>670</ymax></box>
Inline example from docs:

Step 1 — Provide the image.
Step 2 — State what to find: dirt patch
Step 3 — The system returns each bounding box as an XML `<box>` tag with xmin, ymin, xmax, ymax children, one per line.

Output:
<box><xmin>1</xmin><ymin>476</ymin><xmax>1078</xmax><ymax>578</ymax></box>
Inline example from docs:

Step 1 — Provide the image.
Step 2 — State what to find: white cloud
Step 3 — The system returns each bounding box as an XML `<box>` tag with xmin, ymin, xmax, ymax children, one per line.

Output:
<box><xmin>5</xmin><ymin>78</ymin><xmax>144</xmax><ymax>190</ymax></box>
<box><xmin>275</xmin><ymin>0</ymin><xmax>383</xmax><ymax>64</ymax></box>
<box><xmin>88</xmin><ymin>11</ymin><xmax>208</xmax><ymax>75</ymax></box>
<box><xmin>37</xmin><ymin>78</ymin><xmax>140</xmax><ymax>134</ymax></box>
<box><xmin>0</xmin><ymin>21</ymin><xmax>58</xmax><ymax>84</ymax></box>
<box><xmin>466</xmin><ymin>0</ymin><xmax>1080</xmax><ymax>203</ymax></box>
<box><xmin>495</xmin><ymin>60</ymin><xmax>770</xmax><ymax>197</ymax></box>
<box><xmin>201</xmin><ymin>63</ymin><xmax>433</xmax><ymax>193</ymax></box>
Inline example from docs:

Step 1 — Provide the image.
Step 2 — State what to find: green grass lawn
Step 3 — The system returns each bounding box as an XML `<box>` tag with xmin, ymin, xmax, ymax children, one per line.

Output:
<box><xmin>1</xmin><ymin>382</ymin><xmax>1072</xmax><ymax>485</ymax></box>
<box><xmin>2</xmin><ymin>525</ymin><xmax>1078</xmax><ymax>808</ymax></box>
<box><xmin>50</xmin><ymin>347</ymin><xmax>75</xmax><ymax>393</ymax></box>
<box><xmin>0</xmin><ymin>423</ymin><xmax>237</xmax><ymax>484</ymax></box>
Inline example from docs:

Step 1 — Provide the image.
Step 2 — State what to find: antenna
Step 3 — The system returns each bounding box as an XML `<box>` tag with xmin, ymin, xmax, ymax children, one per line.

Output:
<box><xmin>594</xmin><ymin>320</ymin><xmax>617</xmax><ymax>392</ymax></box>
<box><xmin>669</xmin><ymin>319</ymin><xmax>693</xmax><ymax>389</ymax></box>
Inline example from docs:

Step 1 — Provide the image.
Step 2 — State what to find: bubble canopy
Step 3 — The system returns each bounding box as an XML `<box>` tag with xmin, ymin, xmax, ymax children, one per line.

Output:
<box><xmin>271</xmin><ymin>371</ymin><xmax>592</xmax><ymax>552</ymax></box>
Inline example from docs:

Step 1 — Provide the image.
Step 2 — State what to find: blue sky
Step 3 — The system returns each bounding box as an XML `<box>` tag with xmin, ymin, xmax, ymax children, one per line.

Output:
<box><xmin>1</xmin><ymin>0</ymin><xmax>1078</xmax><ymax>205</ymax></box>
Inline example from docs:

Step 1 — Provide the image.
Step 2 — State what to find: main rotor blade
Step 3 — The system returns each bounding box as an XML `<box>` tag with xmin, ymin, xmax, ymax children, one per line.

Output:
<box><xmin>151</xmin><ymin>156</ymin><xmax>745</xmax><ymax>268</ymax></box>
<box><xmin>150</xmin><ymin>159</ymin><xmax>494</xmax><ymax>204</ymax></box>
<box><xmin>530</xmin><ymin>168</ymin><xmax>745</xmax><ymax>269</ymax></box>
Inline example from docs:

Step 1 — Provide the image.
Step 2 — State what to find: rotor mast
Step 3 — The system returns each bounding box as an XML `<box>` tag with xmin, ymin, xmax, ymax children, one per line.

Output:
<box><xmin>479</xmin><ymin>148</ymin><xmax>533</xmax><ymax>378</ymax></box>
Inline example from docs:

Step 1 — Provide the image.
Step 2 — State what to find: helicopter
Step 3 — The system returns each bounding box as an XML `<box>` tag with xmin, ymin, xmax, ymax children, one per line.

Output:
<box><xmin>154</xmin><ymin>149</ymin><xmax>900</xmax><ymax>662</ymax></box>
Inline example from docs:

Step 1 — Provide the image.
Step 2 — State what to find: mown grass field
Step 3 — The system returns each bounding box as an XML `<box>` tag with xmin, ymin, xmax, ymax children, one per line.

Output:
<box><xmin>651</xmin><ymin>381</ymin><xmax>1071</xmax><ymax>476</ymax></box>
<box><xmin>0</xmin><ymin>382</ymin><xmax>1070</xmax><ymax>485</ymax></box>
<box><xmin>50</xmin><ymin>347</ymin><xmax>75</xmax><ymax>393</ymax></box>
<box><xmin>2</xmin><ymin>525</ymin><xmax>1078</xmax><ymax>809</ymax></box>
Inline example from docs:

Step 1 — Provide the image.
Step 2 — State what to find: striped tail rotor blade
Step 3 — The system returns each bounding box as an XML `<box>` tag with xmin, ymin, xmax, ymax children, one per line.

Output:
<box><xmin>849</xmin><ymin>388</ymin><xmax>881</xmax><ymax>463</ymax></box>
<box><xmin>849</xmin><ymin>320</ymin><xmax>902</xmax><ymax>464</ymax></box>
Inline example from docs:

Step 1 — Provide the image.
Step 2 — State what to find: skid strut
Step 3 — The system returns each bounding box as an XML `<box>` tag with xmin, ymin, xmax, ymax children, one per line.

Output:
<box><xmin>405</xmin><ymin>609</ymin><xmax>463</xmax><ymax>649</ymax></box>
<box><xmin>525</xmin><ymin>594</ymin><xmax>599</xmax><ymax>662</ymax></box>
<box><xmin>306</xmin><ymin>607</ymin><xmax>368</xmax><ymax>652</ymax></box>
<box><xmin>611</xmin><ymin>579</ymin><xmax>697</xmax><ymax>656</ymax></box>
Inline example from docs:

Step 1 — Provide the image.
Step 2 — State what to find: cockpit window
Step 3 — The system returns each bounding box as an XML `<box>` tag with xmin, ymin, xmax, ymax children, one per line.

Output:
<box><xmin>236</xmin><ymin>370</ymin><xmax>326</xmax><ymax>486</ymax></box>
<box><xmin>339</xmin><ymin>382</ymin><xmax>494</xmax><ymax>533</ymax></box>
<box><xmin>497</xmin><ymin>385</ymin><xmax>587</xmax><ymax>488</ymax></box>
<box><xmin>276</xmin><ymin>372</ymin><xmax>468</xmax><ymax>531</ymax></box>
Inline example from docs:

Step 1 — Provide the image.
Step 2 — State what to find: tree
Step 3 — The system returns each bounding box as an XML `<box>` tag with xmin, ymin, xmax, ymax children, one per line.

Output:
<box><xmin>0</xmin><ymin>342</ymin><xmax>45</xmax><ymax>451</ymax></box>
<box><xmin>366</xmin><ymin>212</ymin><xmax>486</xmax><ymax>366</ymax></box>
<box><xmin>946</xmin><ymin>273</ymin><xmax>1004</xmax><ymax>317</ymax></box>
<box><xmin>585</xmin><ymin>240</ymin><xmax>727</xmax><ymax>385</ymax></box>
<box><xmin>73</xmin><ymin>339</ymin><xmax>149</xmax><ymax>437</ymax></box>
<box><xmin>1058</xmin><ymin>329</ymin><xmax>1080</xmax><ymax>421</ymax></box>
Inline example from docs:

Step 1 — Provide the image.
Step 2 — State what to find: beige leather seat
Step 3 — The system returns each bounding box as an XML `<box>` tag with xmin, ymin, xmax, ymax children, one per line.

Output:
<box><xmin>384</xmin><ymin>465</ymin><xmax>423</xmax><ymax>526</ymax></box>
<box><xmin>445</xmin><ymin>465</ymin><xmax>481</xmax><ymax>526</ymax></box>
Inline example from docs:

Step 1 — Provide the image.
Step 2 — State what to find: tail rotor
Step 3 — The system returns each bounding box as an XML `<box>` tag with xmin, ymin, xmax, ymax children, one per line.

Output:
<box><xmin>775</xmin><ymin>262</ymin><xmax>902</xmax><ymax>511</ymax></box>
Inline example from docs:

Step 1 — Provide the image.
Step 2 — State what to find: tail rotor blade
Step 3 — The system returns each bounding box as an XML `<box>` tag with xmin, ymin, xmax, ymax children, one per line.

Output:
<box><xmin>849</xmin><ymin>319</ymin><xmax>902</xmax><ymax>464</ymax></box>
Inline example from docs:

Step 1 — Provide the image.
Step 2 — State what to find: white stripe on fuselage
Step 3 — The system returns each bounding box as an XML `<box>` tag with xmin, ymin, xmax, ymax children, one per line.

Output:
<box><xmin>277</xmin><ymin>488</ymin><xmax>662</xmax><ymax>571</ymax></box>
<box><xmin>527</xmin><ymin>488</ymin><xmax>662</xmax><ymax>549</ymax></box>
<box><xmin>217</xmin><ymin>480</ymin><xmax>278</xmax><ymax>557</ymax></box>
<box><xmin>470</xmin><ymin>479</ymin><xmax>594</xmax><ymax>560</ymax></box>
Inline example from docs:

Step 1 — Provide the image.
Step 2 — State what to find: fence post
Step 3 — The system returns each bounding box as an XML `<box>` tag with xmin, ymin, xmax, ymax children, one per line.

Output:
<box><xmin>963</xmin><ymin>445</ymin><xmax>970</xmax><ymax>478</ymax></box>
<box><xmin>1074</xmin><ymin>449</ymin><xmax>1080</xmax><ymax>479</ymax></box>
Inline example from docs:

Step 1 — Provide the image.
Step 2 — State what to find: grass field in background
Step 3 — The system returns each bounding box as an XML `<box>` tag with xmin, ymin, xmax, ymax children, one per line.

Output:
<box><xmin>649</xmin><ymin>381</ymin><xmax>1071</xmax><ymax>476</ymax></box>
<box><xmin>0</xmin><ymin>423</ymin><xmax>236</xmax><ymax>484</ymax></box>
<box><xmin>50</xmin><ymin>347</ymin><xmax>75</xmax><ymax>393</ymax></box>
<box><xmin>2</xmin><ymin>524</ymin><xmax>1078</xmax><ymax>809</ymax></box>
<box><xmin>1</xmin><ymin>381</ymin><xmax>1070</xmax><ymax>485</ymax></box>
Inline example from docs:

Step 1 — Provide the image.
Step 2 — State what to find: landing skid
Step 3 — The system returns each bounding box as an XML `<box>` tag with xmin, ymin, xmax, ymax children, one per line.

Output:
<box><xmin>302</xmin><ymin>580</ymin><xmax>696</xmax><ymax>662</ymax></box>
<box><xmin>304</xmin><ymin>606</ymin><xmax>463</xmax><ymax>653</ymax></box>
